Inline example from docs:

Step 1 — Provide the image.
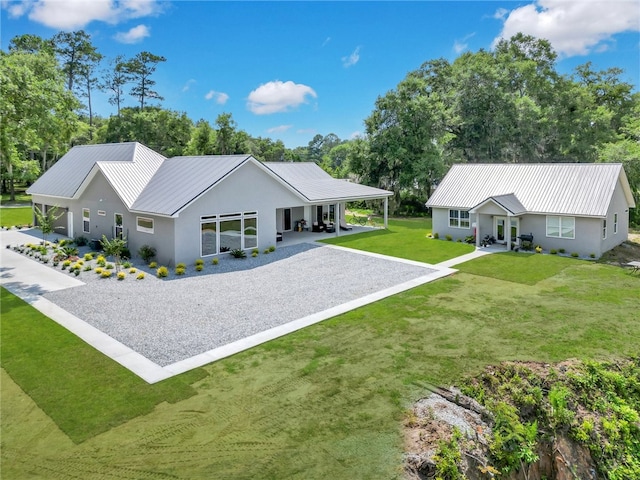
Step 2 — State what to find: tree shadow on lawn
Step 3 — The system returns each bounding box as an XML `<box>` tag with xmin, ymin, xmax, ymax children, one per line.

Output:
<box><xmin>0</xmin><ymin>287</ymin><xmax>208</xmax><ymax>444</ymax></box>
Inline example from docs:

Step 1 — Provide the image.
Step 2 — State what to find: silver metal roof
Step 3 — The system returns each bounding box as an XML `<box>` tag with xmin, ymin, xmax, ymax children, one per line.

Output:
<box><xmin>265</xmin><ymin>162</ymin><xmax>392</xmax><ymax>202</ymax></box>
<box><xmin>131</xmin><ymin>155</ymin><xmax>251</xmax><ymax>216</ymax></box>
<box><xmin>27</xmin><ymin>143</ymin><xmax>165</xmax><ymax>202</ymax></box>
<box><xmin>426</xmin><ymin>163</ymin><xmax>634</xmax><ymax>217</ymax></box>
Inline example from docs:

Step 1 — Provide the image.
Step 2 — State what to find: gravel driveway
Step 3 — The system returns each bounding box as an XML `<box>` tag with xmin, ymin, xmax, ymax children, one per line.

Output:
<box><xmin>44</xmin><ymin>243</ymin><xmax>437</xmax><ymax>366</ymax></box>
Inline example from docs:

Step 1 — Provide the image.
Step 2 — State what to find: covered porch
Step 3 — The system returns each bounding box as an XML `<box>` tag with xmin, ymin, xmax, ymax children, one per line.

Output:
<box><xmin>278</xmin><ymin>223</ymin><xmax>380</xmax><ymax>247</ymax></box>
<box><xmin>470</xmin><ymin>194</ymin><xmax>527</xmax><ymax>251</ymax></box>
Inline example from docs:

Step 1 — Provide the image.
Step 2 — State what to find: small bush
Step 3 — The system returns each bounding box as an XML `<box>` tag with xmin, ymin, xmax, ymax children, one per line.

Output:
<box><xmin>105</xmin><ymin>263</ymin><xmax>114</xmax><ymax>270</ymax></box>
<box><xmin>252</xmin><ymin>252</ymin><xmax>258</xmax><ymax>257</ymax></box>
<box><xmin>63</xmin><ymin>260</ymin><xmax>72</xmax><ymax>267</ymax></box>
<box><xmin>176</xmin><ymin>262</ymin><xmax>186</xmax><ymax>269</ymax></box>
<box><xmin>41</xmin><ymin>257</ymin><xmax>49</xmax><ymax>264</ymax></box>
<box><xmin>195</xmin><ymin>258</ymin><xmax>204</xmax><ymax>266</ymax></box>
<box><xmin>129</xmin><ymin>268</ymin><xmax>137</xmax><ymax>274</ymax></box>
<box><xmin>136</xmin><ymin>272</ymin><xmax>145</xmax><ymax>280</ymax></box>
<box><xmin>559</xmin><ymin>248</ymin><xmax>566</xmax><ymax>254</ymax></box>
<box><xmin>230</xmin><ymin>248</ymin><xmax>247</xmax><ymax>259</ymax></box>
<box><xmin>268</xmin><ymin>245</ymin><xmax>276</xmax><ymax>252</ymax></box>
<box><xmin>263</xmin><ymin>249</ymin><xmax>270</xmax><ymax>254</ymax></box>
<box><xmin>138</xmin><ymin>244</ymin><xmax>156</xmax><ymax>263</ymax></box>
<box><xmin>84</xmin><ymin>265</ymin><xmax>92</xmax><ymax>271</ymax></box>
<box><xmin>571</xmin><ymin>252</ymin><xmax>579</xmax><ymax>258</ymax></box>
<box><xmin>149</xmin><ymin>261</ymin><xmax>158</xmax><ymax>268</ymax></box>
<box><xmin>84</xmin><ymin>253</ymin><xmax>94</xmax><ymax>261</ymax></box>
<box><xmin>212</xmin><ymin>257</ymin><xmax>219</xmax><ymax>265</ymax></box>
<box><xmin>252</xmin><ymin>248</ymin><xmax>259</xmax><ymax>255</ymax></box>
<box><xmin>95</xmin><ymin>267</ymin><xmax>103</xmax><ymax>274</ymax></box>
<box><xmin>156</xmin><ymin>266</ymin><xmax>168</xmax><ymax>278</ymax></box>
<box><xmin>195</xmin><ymin>264</ymin><xmax>203</xmax><ymax>271</ymax></box>
<box><xmin>74</xmin><ymin>236</ymin><xmax>88</xmax><ymax>246</ymax></box>
<box><xmin>535</xmin><ymin>245</ymin><xmax>542</xmax><ymax>253</ymax></box>
<box><xmin>74</xmin><ymin>269</ymin><xmax>80</xmax><ymax>276</ymax></box>
<box><xmin>550</xmin><ymin>249</ymin><xmax>558</xmax><ymax>254</ymax></box>
<box><xmin>122</xmin><ymin>261</ymin><xmax>132</xmax><ymax>269</ymax></box>
<box><xmin>456</xmin><ymin>238</ymin><xmax>462</xmax><ymax>243</ymax></box>
<box><xmin>175</xmin><ymin>267</ymin><xmax>186</xmax><ymax>275</ymax></box>
<box><xmin>101</xmin><ymin>270</ymin><xmax>112</xmax><ymax>278</ymax></box>
<box><xmin>117</xmin><ymin>272</ymin><xmax>126</xmax><ymax>280</ymax></box>
<box><xmin>445</xmin><ymin>234</ymin><xmax>452</xmax><ymax>241</ymax></box>
<box><xmin>433</xmin><ymin>232</ymin><xmax>439</xmax><ymax>239</ymax></box>
<box><xmin>589</xmin><ymin>253</ymin><xmax>596</xmax><ymax>259</ymax></box>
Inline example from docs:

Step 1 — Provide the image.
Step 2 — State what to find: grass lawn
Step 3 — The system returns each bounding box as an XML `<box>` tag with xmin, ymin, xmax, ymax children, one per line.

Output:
<box><xmin>322</xmin><ymin>217</ymin><xmax>475</xmax><ymax>263</ymax></box>
<box><xmin>0</xmin><ymin>206</ymin><xmax>32</xmax><ymax>227</ymax></box>
<box><xmin>2</xmin><ymin>221</ymin><xmax>639</xmax><ymax>478</ymax></box>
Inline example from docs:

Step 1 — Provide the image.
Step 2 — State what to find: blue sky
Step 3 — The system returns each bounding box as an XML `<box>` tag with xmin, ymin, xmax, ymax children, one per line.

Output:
<box><xmin>2</xmin><ymin>1</ymin><xmax>639</xmax><ymax>148</ymax></box>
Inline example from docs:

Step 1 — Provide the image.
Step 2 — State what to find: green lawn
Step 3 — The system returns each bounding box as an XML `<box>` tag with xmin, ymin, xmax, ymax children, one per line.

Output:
<box><xmin>322</xmin><ymin>217</ymin><xmax>475</xmax><ymax>263</ymax></box>
<box><xmin>2</xmin><ymin>220</ymin><xmax>639</xmax><ymax>478</ymax></box>
<box><xmin>0</xmin><ymin>206</ymin><xmax>32</xmax><ymax>227</ymax></box>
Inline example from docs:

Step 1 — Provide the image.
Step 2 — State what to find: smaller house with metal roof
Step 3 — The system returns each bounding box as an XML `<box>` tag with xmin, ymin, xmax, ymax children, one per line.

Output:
<box><xmin>27</xmin><ymin>142</ymin><xmax>392</xmax><ymax>265</ymax></box>
<box><xmin>425</xmin><ymin>163</ymin><xmax>635</xmax><ymax>257</ymax></box>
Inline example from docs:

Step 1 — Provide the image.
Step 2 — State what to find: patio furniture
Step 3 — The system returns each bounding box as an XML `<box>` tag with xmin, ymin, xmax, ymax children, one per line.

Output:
<box><xmin>312</xmin><ymin>222</ymin><xmax>325</xmax><ymax>232</ymax></box>
<box><xmin>625</xmin><ymin>261</ymin><xmax>640</xmax><ymax>274</ymax></box>
<box><xmin>325</xmin><ymin>223</ymin><xmax>335</xmax><ymax>233</ymax></box>
<box><xmin>276</xmin><ymin>232</ymin><xmax>283</xmax><ymax>242</ymax></box>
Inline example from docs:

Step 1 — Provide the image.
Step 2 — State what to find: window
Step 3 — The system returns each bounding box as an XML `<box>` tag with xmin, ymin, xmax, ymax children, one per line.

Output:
<box><xmin>82</xmin><ymin>208</ymin><xmax>90</xmax><ymax>233</ymax></box>
<box><xmin>200</xmin><ymin>212</ymin><xmax>258</xmax><ymax>256</ymax></box>
<box><xmin>115</xmin><ymin>213</ymin><xmax>123</xmax><ymax>239</ymax></box>
<box><xmin>136</xmin><ymin>216</ymin><xmax>154</xmax><ymax>234</ymax></box>
<box><xmin>602</xmin><ymin>219</ymin><xmax>607</xmax><ymax>240</ymax></box>
<box><xmin>449</xmin><ymin>209</ymin><xmax>470</xmax><ymax>229</ymax></box>
<box><xmin>546</xmin><ymin>216</ymin><xmax>575</xmax><ymax>239</ymax></box>
<box><xmin>614</xmin><ymin>213</ymin><xmax>618</xmax><ymax>234</ymax></box>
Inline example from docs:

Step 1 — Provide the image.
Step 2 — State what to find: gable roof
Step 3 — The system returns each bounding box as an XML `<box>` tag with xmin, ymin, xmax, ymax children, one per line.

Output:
<box><xmin>27</xmin><ymin>142</ymin><xmax>166</xmax><ymax>203</ymax></box>
<box><xmin>264</xmin><ymin>162</ymin><xmax>392</xmax><ymax>202</ymax></box>
<box><xmin>470</xmin><ymin>193</ymin><xmax>527</xmax><ymax>215</ymax></box>
<box><xmin>426</xmin><ymin>163</ymin><xmax>635</xmax><ymax>217</ymax></box>
<box><xmin>131</xmin><ymin>155</ymin><xmax>253</xmax><ymax>216</ymax></box>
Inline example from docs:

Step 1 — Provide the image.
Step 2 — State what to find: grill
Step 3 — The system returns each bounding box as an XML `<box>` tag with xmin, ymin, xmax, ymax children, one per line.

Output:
<box><xmin>518</xmin><ymin>233</ymin><xmax>534</xmax><ymax>243</ymax></box>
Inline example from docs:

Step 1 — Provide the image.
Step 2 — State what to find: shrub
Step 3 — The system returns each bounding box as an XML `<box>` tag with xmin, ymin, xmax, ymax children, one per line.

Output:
<box><xmin>74</xmin><ymin>236</ymin><xmax>88</xmax><ymax>246</ymax></box>
<box><xmin>117</xmin><ymin>272</ymin><xmax>126</xmax><ymax>280</ymax></box>
<box><xmin>105</xmin><ymin>263</ymin><xmax>114</xmax><ymax>270</ymax></box>
<box><xmin>138</xmin><ymin>244</ymin><xmax>157</xmax><ymax>263</ymax></box>
<box><xmin>445</xmin><ymin>234</ymin><xmax>453</xmax><ymax>241</ymax></box>
<box><xmin>175</xmin><ymin>267</ymin><xmax>186</xmax><ymax>275</ymax></box>
<box><xmin>95</xmin><ymin>267</ymin><xmax>103</xmax><ymax>274</ymax></box>
<box><xmin>156</xmin><ymin>266</ymin><xmax>168</xmax><ymax>278</ymax></box>
<box><xmin>53</xmin><ymin>261</ymin><xmax>59</xmax><ymax>267</ymax></box>
<box><xmin>136</xmin><ymin>272</ymin><xmax>145</xmax><ymax>280</ymax></box>
<box><xmin>433</xmin><ymin>232</ymin><xmax>440</xmax><ymax>239</ymax></box>
<box><xmin>62</xmin><ymin>260</ymin><xmax>72</xmax><ymax>267</ymax></box>
<box><xmin>263</xmin><ymin>249</ymin><xmax>270</xmax><ymax>254</ymax></box>
<box><xmin>195</xmin><ymin>258</ymin><xmax>204</xmax><ymax>266</ymax></box>
<box><xmin>84</xmin><ymin>265</ymin><xmax>92</xmax><ymax>271</ymax></box>
<box><xmin>571</xmin><ymin>252</ymin><xmax>579</xmax><ymax>258</ymax></box>
<box><xmin>535</xmin><ymin>245</ymin><xmax>543</xmax><ymax>253</ymax></box>
<box><xmin>74</xmin><ymin>269</ymin><xmax>80</xmax><ymax>276</ymax></box>
<box><xmin>129</xmin><ymin>268</ymin><xmax>137</xmax><ymax>274</ymax></box>
<box><xmin>559</xmin><ymin>248</ymin><xmax>566</xmax><ymax>254</ymax></box>
<box><xmin>589</xmin><ymin>253</ymin><xmax>596</xmax><ymax>259</ymax></box>
<box><xmin>101</xmin><ymin>270</ymin><xmax>112</xmax><ymax>278</ymax></box>
<box><xmin>176</xmin><ymin>262</ymin><xmax>186</xmax><ymax>269</ymax></box>
<box><xmin>456</xmin><ymin>238</ymin><xmax>462</xmax><ymax>243</ymax></box>
<box><xmin>195</xmin><ymin>264</ymin><xmax>203</xmax><ymax>271</ymax></box>
<box><xmin>212</xmin><ymin>257</ymin><xmax>219</xmax><ymax>265</ymax></box>
<box><xmin>149</xmin><ymin>261</ymin><xmax>158</xmax><ymax>268</ymax></box>
<box><xmin>550</xmin><ymin>249</ymin><xmax>558</xmax><ymax>254</ymax></box>
<box><xmin>41</xmin><ymin>257</ymin><xmax>49</xmax><ymax>264</ymax></box>
<box><xmin>58</xmin><ymin>239</ymin><xmax>67</xmax><ymax>247</ymax></box>
<box><xmin>84</xmin><ymin>253</ymin><xmax>94</xmax><ymax>261</ymax></box>
<box><xmin>72</xmin><ymin>262</ymin><xmax>82</xmax><ymax>271</ymax></box>
<box><xmin>268</xmin><ymin>245</ymin><xmax>276</xmax><ymax>252</ymax></box>
<box><xmin>252</xmin><ymin>248</ymin><xmax>259</xmax><ymax>255</ymax></box>
<box><xmin>230</xmin><ymin>248</ymin><xmax>247</xmax><ymax>259</ymax></box>
<box><xmin>252</xmin><ymin>252</ymin><xmax>258</xmax><ymax>257</ymax></box>
<box><xmin>122</xmin><ymin>261</ymin><xmax>132</xmax><ymax>269</ymax></box>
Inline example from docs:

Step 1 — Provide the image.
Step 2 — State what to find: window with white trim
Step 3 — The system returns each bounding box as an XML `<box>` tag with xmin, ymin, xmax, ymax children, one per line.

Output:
<box><xmin>614</xmin><ymin>213</ymin><xmax>618</xmax><ymax>234</ymax></box>
<box><xmin>602</xmin><ymin>219</ymin><xmax>607</xmax><ymax>240</ymax></box>
<box><xmin>449</xmin><ymin>209</ymin><xmax>470</xmax><ymax>229</ymax></box>
<box><xmin>82</xmin><ymin>208</ymin><xmax>90</xmax><ymax>233</ymax></box>
<box><xmin>136</xmin><ymin>216</ymin><xmax>154</xmax><ymax>234</ymax></box>
<box><xmin>546</xmin><ymin>216</ymin><xmax>575</xmax><ymax>239</ymax></box>
<box><xmin>115</xmin><ymin>213</ymin><xmax>123</xmax><ymax>239</ymax></box>
<box><xmin>200</xmin><ymin>211</ymin><xmax>258</xmax><ymax>256</ymax></box>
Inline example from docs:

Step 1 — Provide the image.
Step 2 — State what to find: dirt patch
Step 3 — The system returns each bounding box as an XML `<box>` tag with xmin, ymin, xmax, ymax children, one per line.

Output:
<box><xmin>598</xmin><ymin>235</ymin><xmax>640</xmax><ymax>266</ymax></box>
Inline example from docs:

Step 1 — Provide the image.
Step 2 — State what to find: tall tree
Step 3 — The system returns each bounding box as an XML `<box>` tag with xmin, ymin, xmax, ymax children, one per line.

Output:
<box><xmin>122</xmin><ymin>51</ymin><xmax>166</xmax><ymax>110</ymax></box>
<box><xmin>77</xmin><ymin>50</ymin><xmax>103</xmax><ymax>138</ymax></box>
<box><xmin>214</xmin><ymin>113</ymin><xmax>247</xmax><ymax>154</ymax></box>
<box><xmin>101</xmin><ymin>55</ymin><xmax>130</xmax><ymax>116</ymax></box>
<box><xmin>9</xmin><ymin>34</ymin><xmax>55</xmax><ymax>55</ymax></box>
<box><xmin>185</xmin><ymin>119</ymin><xmax>217</xmax><ymax>155</ymax></box>
<box><xmin>53</xmin><ymin>30</ymin><xmax>100</xmax><ymax>92</ymax></box>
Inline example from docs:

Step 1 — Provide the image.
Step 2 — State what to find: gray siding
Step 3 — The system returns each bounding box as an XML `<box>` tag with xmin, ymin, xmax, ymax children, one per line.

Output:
<box><xmin>431</xmin><ymin>208</ymin><xmax>474</xmax><ymax>241</ymax></box>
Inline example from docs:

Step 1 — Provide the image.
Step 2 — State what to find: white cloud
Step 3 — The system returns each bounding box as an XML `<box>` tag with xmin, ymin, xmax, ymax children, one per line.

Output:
<box><xmin>182</xmin><ymin>79</ymin><xmax>196</xmax><ymax>92</ymax></box>
<box><xmin>494</xmin><ymin>0</ymin><xmax>640</xmax><ymax>56</ymax></box>
<box><xmin>114</xmin><ymin>24</ymin><xmax>150</xmax><ymax>44</ymax></box>
<box><xmin>342</xmin><ymin>46</ymin><xmax>361</xmax><ymax>68</ymax></box>
<box><xmin>453</xmin><ymin>33</ymin><xmax>475</xmax><ymax>54</ymax></box>
<box><xmin>267</xmin><ymin>125</ymin><xmax>292</xmax><ymax>134</ymax></box>
<box><xmin>247</xmin><ymin>80</ymin><xmax>317</xmax><ymax>115</ymax></box>
<box><xmin>4</xmin><ymin>0</ymin><xmax>165</xmax><ymax>30</ymax></box>
<box><xmin>296</xmin><ymin>128</ymin><xmax>316</xmax><ymax>135</ymax></box>
<box><xmin>204</xmin><ymin>90</ymin><xmax>229</xmax><ymax>104</ymax></box>
<box><xmin>322</xmin><ymin>36</ymin><xmax>331</xmax><ymax>47</ymax></box>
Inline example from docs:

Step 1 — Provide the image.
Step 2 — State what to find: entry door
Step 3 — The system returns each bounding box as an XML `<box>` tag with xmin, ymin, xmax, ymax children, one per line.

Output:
<box><xmin>494</xmin><ymin>217</ymin><xmax>519</xmax><ymax>244</ymax></box>
<box><xmin>283</xmin><ymin>208</ymin><xmax>292</xmax><ymax>231</ymax></box>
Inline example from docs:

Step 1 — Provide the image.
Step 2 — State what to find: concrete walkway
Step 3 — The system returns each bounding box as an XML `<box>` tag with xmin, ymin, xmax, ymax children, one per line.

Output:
<box><xmin>1</xmin><ymin>229</ymin><xmax>493</xmax><ymax>383</ymax></box>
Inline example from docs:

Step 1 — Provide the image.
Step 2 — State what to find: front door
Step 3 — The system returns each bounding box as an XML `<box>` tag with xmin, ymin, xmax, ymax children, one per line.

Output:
<box><xmin>494</xmin><ymin>216</ymin><xmax>519</xmax><ymax>244</ymax></box>
<box><xmin>283</xmin><ymin>208</ymin><xmax>292</xmax><ymax>231</ymax></box>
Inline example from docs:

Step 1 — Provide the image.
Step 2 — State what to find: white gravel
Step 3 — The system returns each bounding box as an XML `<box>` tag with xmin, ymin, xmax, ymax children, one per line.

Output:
<box><xmin>43</xmin><ymin>243</ymin><xmax>436</xmax><ymax>366</ymax></box>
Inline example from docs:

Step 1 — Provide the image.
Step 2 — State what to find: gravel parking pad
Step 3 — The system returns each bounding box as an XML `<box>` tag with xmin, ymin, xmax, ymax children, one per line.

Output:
<box><xmin>44</xmin><ymin>243</ymin><xmax>436</xmax><ymax>366</ymax></box>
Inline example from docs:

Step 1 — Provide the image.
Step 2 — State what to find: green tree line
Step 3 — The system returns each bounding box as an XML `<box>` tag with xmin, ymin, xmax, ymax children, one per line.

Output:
<box><xmin>1</xmin><ymin>31</ymin><xmax>638</xmax><ymax>223</ymax></box>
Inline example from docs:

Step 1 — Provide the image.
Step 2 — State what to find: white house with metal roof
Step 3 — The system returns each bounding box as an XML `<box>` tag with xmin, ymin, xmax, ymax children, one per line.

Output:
<box><xmin>425</xmin><ymin>163</ymin><xmax>635</xmax><ymax>257</ymax></box>
<box><xmin>27</xmin><ymin>142</ymin><xmax>392</xmax><ymax>265</ymax></box>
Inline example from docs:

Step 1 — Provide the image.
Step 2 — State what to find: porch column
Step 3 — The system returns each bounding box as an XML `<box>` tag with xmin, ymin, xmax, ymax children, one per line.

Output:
<box><xmin>384</xmin><ymin>197</ymin><xmax>388</xmax><ymax>229</ymax></box>
<box><xmin>475</xmin><ymin>216</ymin><xmax>481</xmax><ymax>248</ymax></box>
<box><xmin>335</xmin><ymin>202</ymin><xmax>340</xmax><ymax>236</ymax></box>
<box><xmin>506</xmin><ymin>213</ymin><xmax>512</xmax><ymax>251</ymax></box>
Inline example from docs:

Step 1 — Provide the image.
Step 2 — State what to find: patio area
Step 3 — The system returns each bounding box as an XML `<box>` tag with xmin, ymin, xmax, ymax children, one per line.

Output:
<box><xmin>278</xmin><ymin>224</ymin><xmax>380</xmax><ymax>247</ymax></box>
